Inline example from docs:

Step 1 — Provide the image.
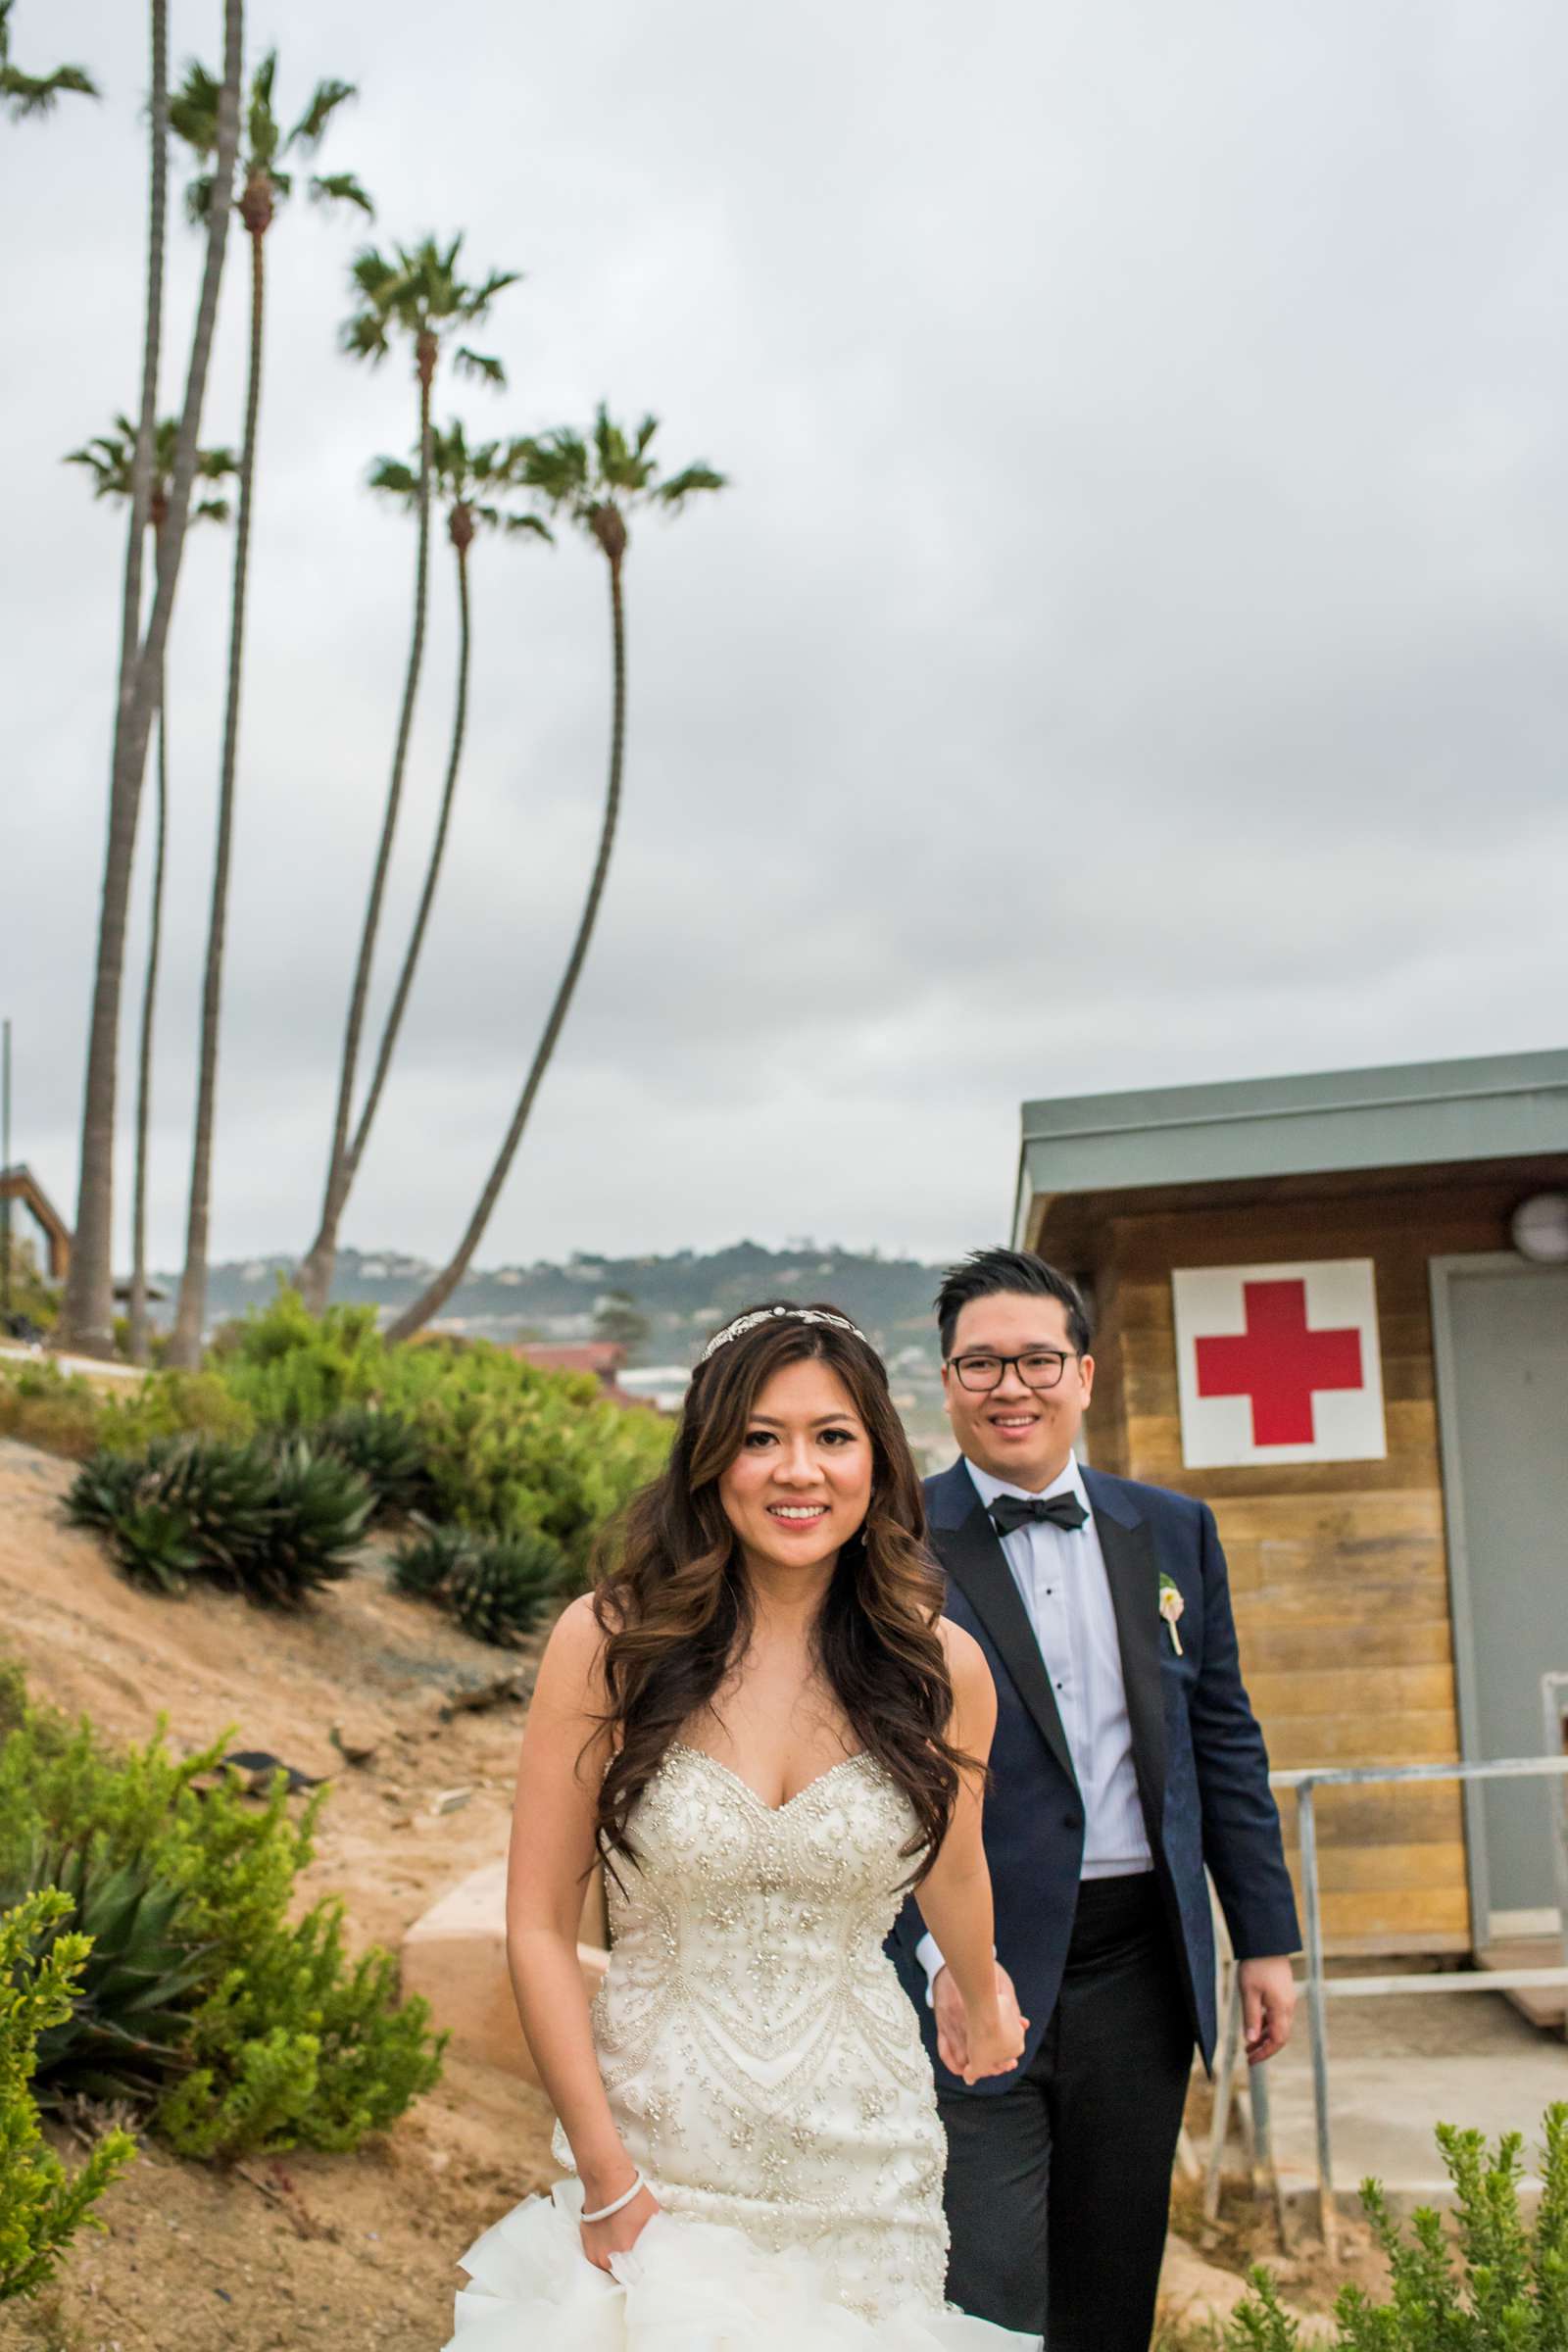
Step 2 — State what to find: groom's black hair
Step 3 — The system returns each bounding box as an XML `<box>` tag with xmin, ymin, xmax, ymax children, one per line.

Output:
<box><xmin>935</xmin><ymin>1248</ymin><xmax>1093</xmax><ymax>1360</ymax></box>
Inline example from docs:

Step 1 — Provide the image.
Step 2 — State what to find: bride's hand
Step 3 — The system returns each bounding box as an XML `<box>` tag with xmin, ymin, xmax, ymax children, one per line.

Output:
<box><xmin>578</xmin><ymin>2174</ymin><xmax>662</xmax><ymax>2273</ymax></box>
<box><xmin>956</xmin><ymin>1986</ymin><xmax>1028</xmax><ymax>2084</ymax></box>
<box><xmin>935</xmin><ymin>1961</ymin><xmax>1028</xmax><ymax>2080</ymax></box>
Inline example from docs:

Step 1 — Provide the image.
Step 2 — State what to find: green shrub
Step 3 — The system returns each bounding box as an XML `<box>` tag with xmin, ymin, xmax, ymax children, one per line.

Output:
<box><xmin>216</xmin><ymin>1289</ymin><xmax>670</xmax><ymax>1578</ymax></box>
<box><xmin>0</xmin><ymin>1696</ymin><xmax>444</xmax><ymax>2161</ymax></box>
<box><xmin>0</xmin><ymin>1845</ymin><xmax>208</xmax><ymax>2106</ymax></box>
<box><xmin>391</xmin><ymin>1519</ymin><xmax>568</xmax><ymax>1644</ymax></box>
<box><xmin>1225</xmin><ymin>2104</ymin><xmax>1568</xmax><ymax>2350</ymax></box>
<box><xmin>0</xmin><ymin>1363</ymin><xmax>104</xmax><ymax>1461</ymax></box>
<box><xmin>0</xmin><ymin>1361</ymin><xmax>254</xmax><ymax>1466</ymax></box>
<box><xmin>0</xmin><ymin>1889</ymin><xmax>136</xmax><ymax>2305</ymax></box>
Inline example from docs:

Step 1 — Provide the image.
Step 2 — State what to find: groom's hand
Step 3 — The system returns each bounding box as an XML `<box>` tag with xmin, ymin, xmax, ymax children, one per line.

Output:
<box><xmin>1239</xmin><ymin>1955</ymin><xmax>1297</xmax><ymax>2063</ymax></box>
<box><xmin>934</xmin><ymin>1961</ymin><xmax>1025</xmax><ymax>2077</ymax></box>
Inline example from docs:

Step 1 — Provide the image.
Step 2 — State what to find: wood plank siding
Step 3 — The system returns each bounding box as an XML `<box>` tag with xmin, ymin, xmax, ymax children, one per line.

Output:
<box><xmin>1053</xmin><ymin>1175</ymin><xmax>1527</xmax><ymax>1954</ymax></box>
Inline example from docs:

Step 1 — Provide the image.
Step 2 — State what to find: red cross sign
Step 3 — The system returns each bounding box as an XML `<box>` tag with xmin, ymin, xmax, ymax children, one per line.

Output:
<box><xmin>1172</xmin><ymin>1259</ymin><xmax>1386</xmax><ymax>1468</ymax></box>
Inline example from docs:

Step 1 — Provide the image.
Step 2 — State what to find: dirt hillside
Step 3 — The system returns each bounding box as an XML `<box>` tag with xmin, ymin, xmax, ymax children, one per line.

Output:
<box><xmin>0</xmin><ymin>1433</ymin><xmax>560</xmax><ymax>2351</ymax></box>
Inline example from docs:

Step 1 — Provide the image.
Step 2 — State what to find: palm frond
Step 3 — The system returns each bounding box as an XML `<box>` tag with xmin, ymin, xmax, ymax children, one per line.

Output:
<box><xmin>310</xmin><ymin>170</ymin><xmax>372</xmax><ymax>217</ymax></box>
<box><xmin>348</xmin><ymin>244</ymin><xmax>399</xmax><ymax>302</ymax></box>
<box><xmin>453</xmin><ymin>345</ymin><xmax>506</xmax><ymax>387</ymax></box>
<box><xmin>1</xmin><ymin>60</ymin><xmax>98</xmax><ymax>119</ymax></box>
<box><xmin>368</xmin><ymin>457</ymin><xmax>419</xmax><ymax>503</ymax></box>
<box><xmin>655</xmin><ymin>464</ymin><xmax>727</xmax><ymax>508</ymax></box>
<box><xmin>288</xmin><ymin>75</ymin><xmax>356</xmax><ymax>151</ymax></box>
<box><xmin>194</xmin><ymin>444</ymin><xmax>238</xmax><ymax>480</ymax></box>
<box><xmin>505</xmin><ymin>512</ymin><xmax>554</xmax><ymax>543</ymax></box>
<box><xmin>341</xmin><ymin>309</ymin><xmax>390</xmax><ymax>365</ymax></box>
<box><xmin>182</xmin><ymin>171</ymin><xmax>217</xmax><ymax>227</ymax></box>
<box><xmin>461</xmin><ymin>267</ymin><xmax>523</xmax><ymax>321</ymax></box>
<box><xmin>192</xmin><ymin>497</ymin><xmax>231</xmax><ymax>524</ymax></box>
<box><xmin>247</xmin><ymin>55</ymin><xmax>280</xmax><ymax>170</ymax></box>
<box><xmin>510</xmin><ymin>429</ymin><xmax>588</xmax><ymax>508</ymax></box>
<box><xmin>633</xmin><ymin>414</ymin><xmax>659</xmax><ymax>457</ymax></box>
<box><xmin>168</xmin><ymin>60</ymin><xmax>220</xmax><ymax>152</ymax></box>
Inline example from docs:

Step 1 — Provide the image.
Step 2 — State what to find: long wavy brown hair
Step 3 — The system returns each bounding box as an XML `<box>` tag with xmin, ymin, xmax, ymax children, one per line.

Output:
<box><xmin>591</xmin><ymin>1302</ymin><xmax>964</xmax><ymax>1886</ymax></box>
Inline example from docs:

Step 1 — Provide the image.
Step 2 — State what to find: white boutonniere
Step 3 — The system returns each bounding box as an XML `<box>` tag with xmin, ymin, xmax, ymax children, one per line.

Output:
<box><xmin>1158</xmin><ymin>1573</ymin><xmax>1185</xmax><ymax>1656</ymax></box>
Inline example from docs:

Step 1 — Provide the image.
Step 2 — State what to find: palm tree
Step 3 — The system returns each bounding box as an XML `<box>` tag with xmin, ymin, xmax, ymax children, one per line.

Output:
<box><xmin>0</xmin><ymin>0</ymin><xmax>97</xmax><ymax>119</ymax></box>
<box><xmin>165</xmin><ymin>52</ymin><xmax>371</xmax><ymax>1370</ymax></box>
<box><xmin>296</xmin><ymin>235</ymin><xmax>519</xmax><ymax>1313</ymax></box>
<box><xmin>56</xmin><ymin>0</ymin><xmax>244</xmax><ymax>1359</ymax></box>
<box><xmin>65</xmin><ymin>416</ymin><xmax>236</xmax><ymax>1363</ymax></box>
<box><xmin>386</xmin><ymin>408</ymin><xmax>724</xmax><ymax>1345</ymax></box>
<box><xmin>333</xmin><ymin>424</ymin><xmax>551</xmax><ymax>1216</ymax></box>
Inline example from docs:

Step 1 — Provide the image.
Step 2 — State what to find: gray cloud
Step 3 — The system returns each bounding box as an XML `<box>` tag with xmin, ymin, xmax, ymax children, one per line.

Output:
<box><xmin>5</xmin><ymin>0</ymin><xmax>1565</xmax><ymax>1277</ymax></box>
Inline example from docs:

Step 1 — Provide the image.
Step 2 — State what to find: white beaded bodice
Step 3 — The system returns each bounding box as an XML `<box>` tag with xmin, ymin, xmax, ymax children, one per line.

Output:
<box><xmin>553</xmin><ymin>1740</ymin><xmax>949</xmax><ymax>2320</ymax></box>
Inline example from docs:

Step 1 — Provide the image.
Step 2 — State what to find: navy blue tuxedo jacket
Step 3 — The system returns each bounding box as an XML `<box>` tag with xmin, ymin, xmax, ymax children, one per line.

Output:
<box><xmin>888</xmin><ymin>1459</ymin><xmax>1300</xmax><ymax>2090</ymax></box>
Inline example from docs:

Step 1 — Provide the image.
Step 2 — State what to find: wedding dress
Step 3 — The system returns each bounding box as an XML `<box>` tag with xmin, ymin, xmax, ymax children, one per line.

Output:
<box><xmin>446</xmin><ymin>1740</ymin><xmax>1038</xmax><ymax>2347</ymax></box>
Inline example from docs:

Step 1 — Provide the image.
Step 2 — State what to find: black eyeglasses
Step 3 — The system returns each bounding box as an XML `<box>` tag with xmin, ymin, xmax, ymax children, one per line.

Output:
<box><xmin>946</xmin><ymin>1349</ymin><xmax>1080</xmax><ymax>1394</ymax></box>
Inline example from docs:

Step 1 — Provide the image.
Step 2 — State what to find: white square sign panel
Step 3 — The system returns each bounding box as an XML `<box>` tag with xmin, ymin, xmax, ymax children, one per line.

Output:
<box><xmin>1171</xmin><ymin>1258</ymin><xmax>1387</xmax><ymax>1469</ymax></box>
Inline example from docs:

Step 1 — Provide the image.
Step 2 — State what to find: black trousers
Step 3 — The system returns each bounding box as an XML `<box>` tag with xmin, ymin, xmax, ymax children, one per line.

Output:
<box><xmin>937</xmin><ymin>1873</ymin><xmax>1194</xmax><ymax>2351</ymax></box>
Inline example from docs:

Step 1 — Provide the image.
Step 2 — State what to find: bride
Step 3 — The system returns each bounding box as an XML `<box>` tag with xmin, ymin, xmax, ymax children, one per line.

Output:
<box><xmin>445</xmin><ymin>1301</ymin><xmax>1039</xmax><ymax>2348</ymax></box>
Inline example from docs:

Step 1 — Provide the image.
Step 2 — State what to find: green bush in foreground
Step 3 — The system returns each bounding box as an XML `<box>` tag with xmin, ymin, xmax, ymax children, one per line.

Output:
<box><xmin>0</xmin><ymin>1888</ymin><xmax>136</xmax><ymax>2305</ymax></box>
<box><xmin>0</xmin><ymin>1693</ymin><xmax>444</xmax><ymax>2161</ymax></box>
<box><xmin>1225</xmin><ymin>2104</ymin><xmax>1568</xmax><ymax>2350</ymax></box>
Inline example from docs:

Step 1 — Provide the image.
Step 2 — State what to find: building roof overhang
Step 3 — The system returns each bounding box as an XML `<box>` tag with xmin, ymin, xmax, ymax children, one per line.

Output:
<box><xmin>1013</xmin><ymin>1048</ymin><xmax>1568</xmax><ymax>1253</ymax></box>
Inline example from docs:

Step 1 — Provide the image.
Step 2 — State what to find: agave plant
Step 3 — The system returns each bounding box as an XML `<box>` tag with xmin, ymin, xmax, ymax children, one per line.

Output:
<box><xmin>389</xmin><ymin>1517</ymin><xmax>473</xmax><ymax>1599</ymax></box>
<box><xmin>110</xmin><ymin>1498</ymin><xmax>202</xmax><ymax>1597</ymax></box>
<box><xmin>65</xmin><ymin>1451</ymin><xmax>149</xmax><ymax>1539</ymax></box>
<box><xmin>0</xmin><ymin>1843</ymin><xmax>209</xmax><ymax>2107</ymax></box>
<box><xmin>255</xmin><ymin>1439</ymin><xmax>373</xmax><ymax>1605</ymax></box>
<box><xmin>143</xmin><ymin>1435</ymin><xmax>274</xmax><ymax>1587</ymax></box>
<box><xmin>447</xmin><ymin>1528</ymin><xmax>566</xmax><ymax>1646</ymax></box>
<box><xmin>316</xmin><ymin>1406</ymin><xmax>431</xmax><ymax>1520</ymax></box>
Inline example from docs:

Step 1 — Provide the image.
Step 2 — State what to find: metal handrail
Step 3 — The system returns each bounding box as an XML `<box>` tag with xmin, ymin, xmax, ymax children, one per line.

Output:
<box><xmin>1279</xmin><ymin>1751</ymin><xmax>1568</xmax><ymax>2251</ymax></box>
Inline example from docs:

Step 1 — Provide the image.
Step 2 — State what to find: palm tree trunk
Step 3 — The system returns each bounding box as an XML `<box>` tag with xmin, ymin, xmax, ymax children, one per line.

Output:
<box><xmin>298</xmin><ymin>347</ymin><xmax>435</xmax><ymax>1314</ymax></box>
<box><xmin>341</xmin><ymin>528</ymin><xmax>471</xmax><ymax>1194</ymax></box>
<box><xmin>126</xmin><ymin>667</ymin><xmax>168</xmax><ymax>1367</ymax></box>
<box><xmin>55</xmin><ymin>0</ymin><xmax>168</xmax><ymax>1355</ymax></box>
<box><xmin>386</xmin><ymin>551</ymin><xmax>627</xmax><ymax>1346</ymax></box>
<box><xmin>168</xmin><ymin>217</ymin><xmax>265</xmax><ymax>1371</ymax></box>
<box><xmin>56</xmin><ymin>0</ymin><xmax>243</xmax><ymax>1357</ymax></box>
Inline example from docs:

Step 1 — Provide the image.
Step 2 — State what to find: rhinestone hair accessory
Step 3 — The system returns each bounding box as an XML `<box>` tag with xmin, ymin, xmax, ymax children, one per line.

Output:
<box><xmin>698</xmin><ymin>1305</ymin><xmax>870</xmax><ymax>1364</ymax></box>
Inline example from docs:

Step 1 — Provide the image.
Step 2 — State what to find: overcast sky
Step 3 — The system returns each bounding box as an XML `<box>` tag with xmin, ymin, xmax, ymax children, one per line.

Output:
<box><xmin>5</xmin><ymin>1</ymin><xmax>1566</xmax><ymax>1275</ymax></box>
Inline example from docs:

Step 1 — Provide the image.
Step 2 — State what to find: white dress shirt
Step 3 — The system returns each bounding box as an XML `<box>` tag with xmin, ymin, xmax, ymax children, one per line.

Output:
<box><xmin>915</xmin><ymin>1453</ymin><xmax>1152</xmax><ymax>1998</ymax></box>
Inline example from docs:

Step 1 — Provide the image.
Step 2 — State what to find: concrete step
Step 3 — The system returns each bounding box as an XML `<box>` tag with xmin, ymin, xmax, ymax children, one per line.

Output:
<box><xmin>402</xmin><ymin>1857</ymin><xmax>608</xmax><ymax>2085</ymax></box>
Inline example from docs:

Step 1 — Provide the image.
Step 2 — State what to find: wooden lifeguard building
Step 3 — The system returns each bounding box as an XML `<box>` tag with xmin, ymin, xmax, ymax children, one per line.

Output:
<box><xmin>1011</xmin><ymin>1048</ymin><xmax>1568</xmax><ymax>1968</ymax></box>
<box><xmin>0</xmin><ymin>1164</ymin><xmax>72</xmax><ymax>1281</ymax></box>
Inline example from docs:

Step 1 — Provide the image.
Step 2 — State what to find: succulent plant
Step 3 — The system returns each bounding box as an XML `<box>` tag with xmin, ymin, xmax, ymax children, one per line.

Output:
<box><xmin>1</xmin><ymin>1843</ymin><xmax>209</xmax><ymax>2108</ymax></box>
<box><xmin>253</xmin><ymin>1439</ymin><xmax>372</xmax><ymax>1606</ymax></box>
<box><xmin>446</xmin><ymin>1528</ymin><xmax>567</xmax><ymax>1646</ymax></box>
<box><xmin>142</xmin><ymin>1437</ymin><xmax>274</xmax><ymax>1589</ymax></box>
<box><xmin>64</xmin><ymin>1451</ymin><xmax>149</xmax><ymax>1538</ymax></box>
<box><xmin>389</xmin><ymin>1518</ymin><xmax>474</xmax><ymax>1599</ymax></box>
<box><xmin>315</xmin><ymin>1407</ymin><xmax>432</xmax><ymax>1521</ymax></box>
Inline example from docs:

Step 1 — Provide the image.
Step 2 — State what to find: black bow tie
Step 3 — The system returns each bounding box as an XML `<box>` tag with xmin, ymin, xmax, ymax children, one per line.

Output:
<box><xmin>988</xmin><ymin>1491</ymin><xmax>1089</xmax><ymax>1539</ymax></box>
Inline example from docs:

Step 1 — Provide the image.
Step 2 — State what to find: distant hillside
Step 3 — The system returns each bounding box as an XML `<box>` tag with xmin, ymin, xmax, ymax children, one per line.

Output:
<box><xmin>155</xmin><ymin>1242</ymin><xmax>956</xmax><ymax>1450</ymax></box>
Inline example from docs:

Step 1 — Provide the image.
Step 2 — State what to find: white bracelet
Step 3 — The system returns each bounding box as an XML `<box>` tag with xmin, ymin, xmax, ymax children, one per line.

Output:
<box><xmin>581</xmin><ymin>2170</ymin><xmax>646</xmax><ymax>2225</ymax></box>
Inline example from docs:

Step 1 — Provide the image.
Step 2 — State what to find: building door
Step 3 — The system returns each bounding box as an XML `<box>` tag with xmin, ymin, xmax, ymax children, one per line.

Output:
<box><xmin>1432</xmin><ymin>1255</ymin><xmax>1568</xmax><ymax>1936</ymax></box>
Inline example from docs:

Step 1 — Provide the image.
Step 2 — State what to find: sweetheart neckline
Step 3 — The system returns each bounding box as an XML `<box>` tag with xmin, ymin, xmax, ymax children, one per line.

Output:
<box><xmin>667</xmin><ymin>1740</ymin><xmax>877</xmax><ymax>1817</ymax></box>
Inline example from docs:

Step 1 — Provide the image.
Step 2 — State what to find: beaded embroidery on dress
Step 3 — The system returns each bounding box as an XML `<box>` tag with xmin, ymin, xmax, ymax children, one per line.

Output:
<box><xmin>445</xmin><ymin>1741</ymin><xmax>1039</xmax><ymax>2347</ymax></box>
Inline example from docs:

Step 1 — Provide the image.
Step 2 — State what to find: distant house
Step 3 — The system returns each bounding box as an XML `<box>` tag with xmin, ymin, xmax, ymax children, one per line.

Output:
<box><xmin>509</xmin><ymin>1339</ymin><xmax>652</xmax><ymax>1410</ymax></box>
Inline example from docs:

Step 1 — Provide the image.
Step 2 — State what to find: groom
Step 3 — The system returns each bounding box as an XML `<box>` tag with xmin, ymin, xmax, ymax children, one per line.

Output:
<box><xmin>890</xmin><ymin>1248</ymin><xmax>1300</xmax><ymax>2350</ymax></box>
